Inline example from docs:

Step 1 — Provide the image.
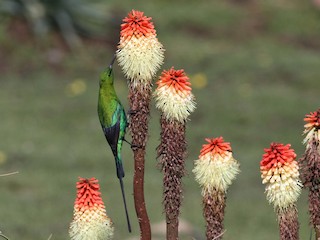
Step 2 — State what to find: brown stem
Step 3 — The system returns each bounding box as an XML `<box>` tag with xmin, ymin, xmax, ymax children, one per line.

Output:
<box><xmin>203</xmin><ymin>189</ymin><xmax>226</xmax><ymax>240</ymax></box>
<box><xmin>277</xmin><ymin>206</ymin><xmax>299</xmax><ymax>240</ymax></box>
<box><xmin>310</xmin><ymin>189</ymin><xmax>320</xmax><ymax>240</ymax></box>
<box><xmin>315</xmin><ymin>225</ymin><xmax>320</xmax><ymax>240</ymax></box>
<box><xmin>128</xmin><ymin>83</ymin><xmax>152</xmax><ymax>240</ymax></box>
<box><xmin>299</xmin><ymin>136</ymin><xmax>320</xmax><ymax>238</ymax></box>
<box><xmin>157</xmin><ymin>117</ymin><xmax>186</xmax><ymax>240</ymax></box>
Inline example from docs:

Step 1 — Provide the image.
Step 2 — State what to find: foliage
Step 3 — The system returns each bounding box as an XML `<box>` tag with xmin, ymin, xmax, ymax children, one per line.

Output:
<box><xmin>0</xmin><ymin>0</ymin><xmax>109</xmax><ymax>49</ymax></box>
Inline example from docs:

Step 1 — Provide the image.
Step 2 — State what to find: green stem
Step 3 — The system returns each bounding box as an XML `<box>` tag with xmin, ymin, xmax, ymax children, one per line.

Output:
<box><xmin>0</xmin><ymin>233</ymin><xmax>9</xmax><ymax>240</ymax></box>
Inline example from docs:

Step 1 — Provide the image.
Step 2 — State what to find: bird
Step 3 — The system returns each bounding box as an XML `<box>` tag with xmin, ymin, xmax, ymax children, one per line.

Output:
<box><xmin>97</xmin><ymin>55</ymin><xmax>131</xmax><ymax>233</ymax></box>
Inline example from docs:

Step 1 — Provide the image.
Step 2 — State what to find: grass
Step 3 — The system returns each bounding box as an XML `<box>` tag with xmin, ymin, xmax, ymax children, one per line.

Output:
<box><xmin>1</xmin><ymin>0</ymin><xmax>320</xmax><ymax>239</ymax></box>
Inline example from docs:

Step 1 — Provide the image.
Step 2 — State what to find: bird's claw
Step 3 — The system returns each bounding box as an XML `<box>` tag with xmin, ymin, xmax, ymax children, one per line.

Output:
<box><xmin>127</xmin><ymin>109</ymin><xmax>138</xmax><ymax>116</ymax></box>
<box><xmin>131</xmin><ymin>143</ymin><xmax>143</xmax><ymax>151</ymax></box>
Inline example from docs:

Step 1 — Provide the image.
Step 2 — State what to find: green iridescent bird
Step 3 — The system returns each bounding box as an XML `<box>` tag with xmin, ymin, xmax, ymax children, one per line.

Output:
<box><xmin>97</xmin><ymin>55</ymin><xmax>131</xmax><ymax>232</ymax></box>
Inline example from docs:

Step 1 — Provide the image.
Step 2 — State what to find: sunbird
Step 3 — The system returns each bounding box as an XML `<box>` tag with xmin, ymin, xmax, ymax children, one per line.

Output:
<box><xmin>97</xmin><ymin>55</ymin><xmax>131</xmax><ymax>232</ymax></box>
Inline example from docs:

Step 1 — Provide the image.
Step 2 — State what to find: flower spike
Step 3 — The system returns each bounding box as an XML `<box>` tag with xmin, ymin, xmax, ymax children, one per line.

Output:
<box><xmin>193</xmin><ymin>137</ymin><xmax>240</xmax><ymax>240</ymax></box>
<box><xmin>155</xmin><ymin>67</ymin><xmax>195</xmax><ymax>239</ymax></box>
<box><xmin>117</xmin><ymin>10</ymin><xmax>165</xmax><ymax>239</ymax></box>
<box><xmin>260</xmin><ymin>143</ymin><xmax>301</xmax><ymax>240</ymax></box>
<box><xmin>300</xmin><ymin>108</ymin><xmax>320</xmax><ymax>238</ymax></box>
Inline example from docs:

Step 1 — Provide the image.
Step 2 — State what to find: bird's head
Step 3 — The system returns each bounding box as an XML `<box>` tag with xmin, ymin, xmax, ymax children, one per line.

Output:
<box><xmin>100</xmin><ymin>66</ymin><xmax>114</xmax><ymax>84</ymax></box>
<box><xmin>99</xmin><ymin>55</ymin><xmax>116</xmax><ymax>85</ymax></box>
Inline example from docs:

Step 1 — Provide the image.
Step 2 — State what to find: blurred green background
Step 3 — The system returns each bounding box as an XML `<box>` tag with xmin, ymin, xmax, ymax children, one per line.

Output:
<box><xmin>1</xmin><ymin>0</ymin><xmax>320</xmax><ymax>239</ymax></box>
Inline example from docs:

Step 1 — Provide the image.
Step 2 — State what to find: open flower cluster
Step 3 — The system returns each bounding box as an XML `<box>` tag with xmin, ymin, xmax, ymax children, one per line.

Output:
<box><xmin>193</xmin><ymin>137</ymin><xmax>240</xmax><ymax>193</ymax></box>
<box><xmin>69</xmin><ymin>177</ymin><xmax>114</xmax><ymax>240</ymax></box>
<box><xmin>116</xmin><ymin>10</ymin><xmax>164</xmax><ymax>84</ymax></box>
<box><xmin>154</xmin><ymin>67</ymin><xmax>196</xmax><ymax>123</ymax></box>
<box><xmin>260</xmin><ymin>143</ymin><xmax>302</xmax><ymax>210</ymax></box>
<box><xmin>303</xmin><ymin>109</ymin><xmax>320</xmax><ymax>146</ymax></box>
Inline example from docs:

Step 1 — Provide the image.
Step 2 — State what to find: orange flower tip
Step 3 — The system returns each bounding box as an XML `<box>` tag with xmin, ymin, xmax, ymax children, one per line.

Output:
<box><xmin>117</xmin><ymin>10</ymin><xmax>164</xmax><ymax>84</ymax></box>
<box><xmin>156</xmin><ymin>68</ymin><xmax>192</xmax><ymax>93</ymax></box>
<box><xmin>69</xmin><ymin>177</ymin><xmax>114</xmax><ymax>240</ymax></box>
<box><xmin>260</xmin><ymin>143</ymin><xmax>296</xmax><ymax>170</ymax></box>
<box><xmin>193</xmin><ymin>137</ymin><xmax>240</xmax><ymax>193</ymax></box>
<box><xmin>303</xmin><ymin>109</ymin><xmax>320</xmax><ymax>145</ymax></box>
<box><xmin>260</xmin><ymin>143</ymin><xmax>302</xmax><ymax>210</ymax></box>
<box><xmin>154</xmin><ymin>67</ymin><xmax>196</xmax><ymax>122</ymax></box>
<box><xmin>304</xmin><ymin>110</ymin><xmax>320</xmax><ymax>128</ymax></box>
<box><xmin>120</xmin><ymin>10</ymin><xmax>156</xmax><ymax>40</ymax></box>
<box><xmin>199</xmin><ymin>137</ymin><xmax>232</xmax><ymax>158</ymax></box>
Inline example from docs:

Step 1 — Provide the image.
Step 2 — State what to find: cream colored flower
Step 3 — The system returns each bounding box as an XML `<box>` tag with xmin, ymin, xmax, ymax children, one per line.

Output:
<box><xmin>260</xmin><ymin>143</ymin><xmax>302</xmax><ymax>210</ymax></box>
<box><xmin>154</xmin><ymin>67</ymin><xmax>196</xmax><ymax>123</ymax></box>
<box><xmin>116</xmin><ymin>10</ymin><xmax>164</xmax><ymax>86</ymax></box>
<box><xmin>193</xmin><ymin>137</ymin><xmax>240</xmax><ymax>193</ymax></box>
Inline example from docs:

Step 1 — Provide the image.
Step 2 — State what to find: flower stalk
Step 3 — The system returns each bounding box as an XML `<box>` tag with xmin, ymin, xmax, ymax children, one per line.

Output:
<box><xmin>299</xmin><ymin>109</ymin><xmax>320</xmax><ymax>239</ymax></box>
<box><xmin>193</xmin><ymin>137</ymin><xmax>240</xmax><ymax>240</ymax></box>
<box><xmin>260</xmin><ymin>143</ymin><xmax>302</xmax><ymax>240</ymax></box>
<box><xmin>69</xmin><ymin>177</ymin><xmax>114</xmax><ymax>240</ymax></box>
<box><xmin>0</xmin><ymin>231</ymin><xmax>9</xmax><ymax>240</ymax></box>
<box><xmin>155</xmin><ymin>68</ymin><xmax>195</xmax><ymax>240</ymax></box>
<box><xmin>116</xmin><ymin>9</ymin><xmax>164</xmax><ymax>240</ymax></box>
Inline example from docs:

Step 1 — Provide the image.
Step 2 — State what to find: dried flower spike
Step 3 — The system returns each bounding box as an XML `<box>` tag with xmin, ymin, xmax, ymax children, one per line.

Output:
<box><xmin>154</xmin><ymin>67</ymin><xmax>196</xmax><ymax>123</ymax></box>
<box><xmin>260</xmin><ymin>143</ymin><xmax>302</xmax><ymax>210</ymax></box>
<box><xmin>193</xmin><ymin>137</ymin><xmax>240</xmax><ymax>193</ymax></box>
<box><xmin>300</xmin><ymin>108</ymin><xmax>320</xmax><ymax>238</ymax></box>
<box><xmin>155</xmin><ymin>67</ymin><xmax>195</xmax><ymax>239</ymax></box>
<box><xmin>117</xmin><ymin>10</ymin><xmax>164</xmax><ymax>86</ymax></box>
<box><xmin>69</xmin><ymin>177</ymin><xmax>114</xmax><ymax>240</ymax></box>
<box><xmin>193</xmin><ymin>137</ymin><xmax>239</xmax><ymax>240</ymax></box>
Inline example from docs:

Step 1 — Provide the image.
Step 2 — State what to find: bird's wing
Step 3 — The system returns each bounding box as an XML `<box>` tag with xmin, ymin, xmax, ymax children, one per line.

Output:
<box><xmin>111</xmin><ymin>102</ymin><xmax>127</xmax><ymax>137</ymax></box>
<box><xmin>110</xmin><ymin>101</ymin><xmax>124</xmax><ymax>124</ymax></box>
<box><xmin>103</xmin><ymin>120</ymin><xmax>120</xmax><ymax>157</ymax></box>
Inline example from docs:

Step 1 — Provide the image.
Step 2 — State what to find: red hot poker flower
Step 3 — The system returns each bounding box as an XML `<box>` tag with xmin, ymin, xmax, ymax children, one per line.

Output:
<box><xmin>117</xmin><ymin>9</ymin><xmax>164</xmax><ymax>84</ymax></box>
<box><xmin>69</xmin><ymin>177</ymin><xmax>113</xmax><ymax>240</ymax></box>
<box><xmin>260</xmin><ymin>143</ymin><xmax>301</xmax><ymax>210</ymax></box>
<box><xmin>154</xmin><ymin>67</ymin><xmax>195</xmax><ymax>123</ymax></box>
<box><xmin>193</xmin><ymin>137</ymin><xmax>239</xmax><ymax>192</ymax></box>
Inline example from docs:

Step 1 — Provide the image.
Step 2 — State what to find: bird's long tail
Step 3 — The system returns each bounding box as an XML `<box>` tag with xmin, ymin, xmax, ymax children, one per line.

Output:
<box><xmin>115</xmin><ymin>159</ymin><xmax>132</xmax><ymax>233</ymax></box>
<box><xmin>119</xmin><ymin>176</ymin><xmax>132</xmax><ymax>233</ymax></box>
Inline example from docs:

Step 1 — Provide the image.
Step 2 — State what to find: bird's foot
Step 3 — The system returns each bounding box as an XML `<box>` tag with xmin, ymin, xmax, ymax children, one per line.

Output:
<box><xmin>131</xmin><ymin>143</ymin><xmax>143</xmax><ymax>151</ymax></box>
<box><xmin>127</xmin><ymin>109</ymin><xmax>138</xmax><ymax>116</ymax></box>
<box><xmin>123</xmin><ymin>138</ymin><xmax>142</xmax><ymax>150</ymax></box>
<box><xmin>123</xmin><ymin>138</ymin><xmax>132</xmax><ymax>145</ymax></box>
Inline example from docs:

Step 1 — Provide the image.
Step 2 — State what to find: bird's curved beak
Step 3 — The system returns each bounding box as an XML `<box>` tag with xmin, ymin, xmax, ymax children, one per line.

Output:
<box><xmin>109</xmin><ymin>54</ymin><xmax>116</xmax><ymax>69</ymax></box>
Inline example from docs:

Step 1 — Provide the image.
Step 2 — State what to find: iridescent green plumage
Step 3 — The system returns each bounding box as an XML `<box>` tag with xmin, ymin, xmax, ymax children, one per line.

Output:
<box><xmin>97</xmin><ymin>58</ymin><xmax>131</xmax><ymax>232</ymax></box>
